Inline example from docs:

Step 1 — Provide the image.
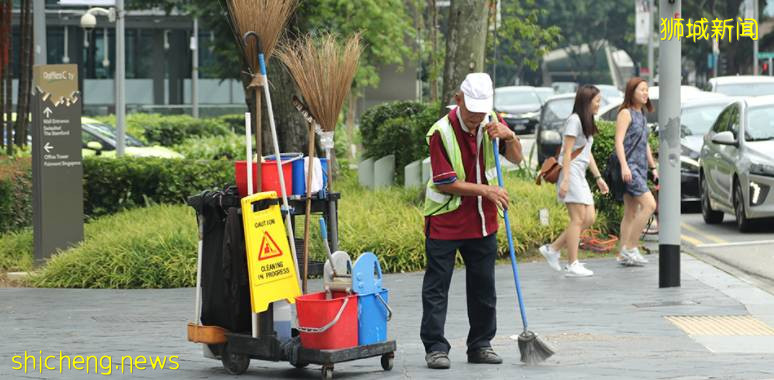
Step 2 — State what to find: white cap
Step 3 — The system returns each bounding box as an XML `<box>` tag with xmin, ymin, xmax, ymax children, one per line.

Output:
<box><xmin>460</xmin><ymin>73</ymin><xmax>494</xmax><ymax>113</ymax></box>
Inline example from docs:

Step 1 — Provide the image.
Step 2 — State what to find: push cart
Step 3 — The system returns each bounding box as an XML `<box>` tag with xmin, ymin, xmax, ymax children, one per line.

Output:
<box><xmin>188</xmin><ymin>189</ymin><xmax>396</xmax><ymax>380</ymax></box>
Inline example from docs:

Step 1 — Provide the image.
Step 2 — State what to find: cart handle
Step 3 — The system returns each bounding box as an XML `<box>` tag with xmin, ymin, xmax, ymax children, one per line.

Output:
<box><xmin>376</xmin><ymin>292</ymin><xmax>393</xmax><ymax>322</ymax></box>
<box><xmin>296</xmin><ymin>296</ymin><xmax>350</xmax><ymax>334</ymax></box>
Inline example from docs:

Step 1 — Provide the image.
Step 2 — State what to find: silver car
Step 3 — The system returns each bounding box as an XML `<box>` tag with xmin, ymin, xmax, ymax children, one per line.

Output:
<box><xmin>700</xmin><ymin>96</ymin><xmax>774</xmax><ymax>231</ymax></box>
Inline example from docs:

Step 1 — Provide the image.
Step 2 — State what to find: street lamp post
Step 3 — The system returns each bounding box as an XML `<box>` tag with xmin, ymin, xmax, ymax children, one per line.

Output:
<box><xmin>115</xmin><ymin>0</ymin><xmax>125</xmax><ymax>155</ymax></box>
<box><xmin>79</xmin><ymin>3</ymin><xmax>125</xmax><ymax>155</ymax></box>
<box><xmin>658</xmin><ymin>0</ymin><xmax>681</xmax><ymax>288</ymax></box>
<box><xmin>33</xmin><ymin>0</ymin><xmax>47</xmax><ymax>65</ymax></box>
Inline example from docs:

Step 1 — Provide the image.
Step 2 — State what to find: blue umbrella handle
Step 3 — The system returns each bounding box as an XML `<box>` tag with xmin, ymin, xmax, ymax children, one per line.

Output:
<box><xmin>493</xmin><ymin>138</ymin><xmax>529</xmax><ymax>332</ymax></box>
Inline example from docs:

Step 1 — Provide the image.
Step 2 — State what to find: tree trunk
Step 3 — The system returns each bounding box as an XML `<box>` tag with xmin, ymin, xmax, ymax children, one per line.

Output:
<box><xmin>240</xmin><ymin>58</ymin><xmax>308</xmax><ymax>158</ymax></box>
<box><xmin>4</xmin><ymin>0</ymin><xmax>12</xmax><ymax>155</ymax></box>
<box><xmin>0</xmin><ymin>0</ymin><xmax>7</xmax><ymax>149</ymax></box>
<box><xmin>15</xmin><ymin>0</ymin><xmax>33</xmax><ymax>148</ymax></box>
<box><xmin>428</xmin><ymin>0</ymin><xmax>438</xmax><ymax>103</ymax></box>
<box><xmin>440</xmin><ymin>0</ymin><xmax>489</xmax><ymax>114</ymax></box>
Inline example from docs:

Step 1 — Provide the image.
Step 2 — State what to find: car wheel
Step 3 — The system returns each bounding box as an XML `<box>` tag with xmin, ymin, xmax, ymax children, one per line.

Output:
<box><xmin>734</xmin><ymin>181</ymin><xmax>753</xmax><ymax>232</ymax></box>
<box><xmin>701</xmin><ymin>175</ymin><xmax>723</xmax><ymax>224</ymax></box>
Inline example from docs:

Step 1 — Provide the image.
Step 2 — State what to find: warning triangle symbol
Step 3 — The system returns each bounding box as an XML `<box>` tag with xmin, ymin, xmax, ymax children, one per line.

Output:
<box><xmin>258</xmin><ymin>232</ymin><xmax>283</xmax><ymax>261</ymax></box>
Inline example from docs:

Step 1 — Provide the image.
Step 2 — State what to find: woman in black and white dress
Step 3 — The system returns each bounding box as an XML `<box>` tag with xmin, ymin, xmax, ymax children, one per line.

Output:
<box><xmin>539</xmin><ymin>85</ymin><xmax>609</xmax><ymax>277</ymax></box>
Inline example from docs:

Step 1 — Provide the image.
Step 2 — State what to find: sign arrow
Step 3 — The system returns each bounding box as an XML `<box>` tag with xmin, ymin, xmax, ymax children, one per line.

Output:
<box><xmin>43</xmin><ymin>107</ymin><xmax>53</xmax><ymax>118</ymax></box>
<box><xmin>44</xmin><ymin>142</ymin><xmax>54</xmax><ymax>153</ymax></box>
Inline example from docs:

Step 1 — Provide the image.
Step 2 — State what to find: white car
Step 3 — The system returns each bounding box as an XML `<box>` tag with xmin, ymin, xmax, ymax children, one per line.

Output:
<box><xmin>709</xmin><ymin>75</ymin><xmax>774</xmax><ymax>97</ymax></box>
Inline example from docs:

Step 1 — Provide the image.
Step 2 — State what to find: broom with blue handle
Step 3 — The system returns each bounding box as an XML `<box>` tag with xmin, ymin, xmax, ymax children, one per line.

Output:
<box><xmin>493</xmin><ymin>137</ymin><xmax>554</xmax><ymax>365</ymax></box>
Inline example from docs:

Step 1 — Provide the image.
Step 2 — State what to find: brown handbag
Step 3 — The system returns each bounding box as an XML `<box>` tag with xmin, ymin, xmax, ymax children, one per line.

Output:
<box><xmin>536</xmin><ymin>145</ymin><xmax>585</xmax><ymax>185</ymax></box>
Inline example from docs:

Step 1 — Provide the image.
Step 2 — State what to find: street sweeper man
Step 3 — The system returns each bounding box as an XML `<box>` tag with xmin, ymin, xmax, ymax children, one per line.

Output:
<box><xmin>421</xmin><ymin>72</ymin><xmax>523</xmax><ymax>369</ymax></box>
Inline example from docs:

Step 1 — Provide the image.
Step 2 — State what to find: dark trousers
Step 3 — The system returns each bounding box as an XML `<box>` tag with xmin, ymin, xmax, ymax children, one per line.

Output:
<box><xmin>420</xmin><ymin>234</ymin><xmax>497</xmax><ymax>354</ymax></box>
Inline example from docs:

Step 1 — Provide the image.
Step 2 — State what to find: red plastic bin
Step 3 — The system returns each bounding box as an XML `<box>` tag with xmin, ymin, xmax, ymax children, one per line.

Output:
<box><xmin>296</xmin><ymin>291</ymin><xmax>358</xmax><ymax>350</ymax></box>
<box><xmin>235</xmin><ymin>154</ymin><xmax>299</xmax><ymax>197</ymax></box>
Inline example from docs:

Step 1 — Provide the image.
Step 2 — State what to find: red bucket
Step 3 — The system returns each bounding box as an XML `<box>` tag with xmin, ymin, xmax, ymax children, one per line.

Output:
<box><xmin>235</xmin><ymin>154</ymin><xmax>300</xmax><ymax>197</ymax></box>
<box><xmin>296</xmin><ymin>291</ymin><xmax>358</xmax><ymax>350</ymax></box>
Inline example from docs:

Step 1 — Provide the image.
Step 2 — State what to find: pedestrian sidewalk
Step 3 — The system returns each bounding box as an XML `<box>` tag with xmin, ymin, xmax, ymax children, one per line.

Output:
<box><xmin>1</xmin><ymin>254</ymin><xmax>773</xmax><ymax>379</ymax></box>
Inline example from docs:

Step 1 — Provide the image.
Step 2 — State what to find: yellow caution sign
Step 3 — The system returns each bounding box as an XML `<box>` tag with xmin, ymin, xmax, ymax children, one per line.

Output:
<box><xmin>241</xmin><ymin>191</ymin><xmax>301</xmax><ymax>313</ymax></box>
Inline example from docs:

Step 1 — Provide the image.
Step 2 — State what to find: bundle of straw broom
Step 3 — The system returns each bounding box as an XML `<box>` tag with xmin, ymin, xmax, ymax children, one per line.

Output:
<box><xmin>277</xmin><ymin>34</ymin><xmax>361</xmax><ymax>291</ymax></box>
<box><xmin>224</xmin><ymin>0</ymin><xmax>297</xmax><ymax>188</ymax></box>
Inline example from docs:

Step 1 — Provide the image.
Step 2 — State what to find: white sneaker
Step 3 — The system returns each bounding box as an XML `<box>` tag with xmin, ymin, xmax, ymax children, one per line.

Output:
<box><xmin>627</xmin><ymin>247</ymin><xmax>649</xmax><ymax>265</ymax></box>
<box><xmin>619</xmin><ymin>248</ymin><xmax>644</xmax><ymax>267</ymax></box>
<box><xmin>565</xmin><ymin>261</ymin><xmax>594</xmax><ymax>277</ymax></box>
<box><xmin>616</xmin><ymin>255</ymin><xmax>635</xmax><ymax>266</ymax></box>
<box><xmin>539</xmin><ymin>244</ymin><xmax>562</xmax><ymax>272</ymax></box>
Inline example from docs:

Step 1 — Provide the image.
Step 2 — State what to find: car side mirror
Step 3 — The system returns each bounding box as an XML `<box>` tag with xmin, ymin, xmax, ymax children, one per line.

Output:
<box><xmin>711</xmin><ymin>131</ymin><xmax>736</xmax><ymax>146</ymax></box>
<box><xmin>86</xmin><ymin>141</ymin><xmax>103</xmax><ymax>152</ymax></box>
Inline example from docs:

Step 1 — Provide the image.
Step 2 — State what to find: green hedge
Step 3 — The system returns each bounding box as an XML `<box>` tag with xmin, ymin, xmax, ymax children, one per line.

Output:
<box><xmin>3</xmin><ymin>168</ymin><xmax>612</xmax><ymax>287</ymax></box>
<box><xmin>359</xmin><ymin>101</ymin><xmax>438</xmax><ymax>183</ymax></box>
<box><xmin>30</xmin><ymin>205</ymin><xmax>197</xmax><ymax>288</ymax></box>
<box><xmin>173</xmin><ymin>134</ymin><xmax>245</xmax><ymax>161</ymax></box>
<box><xmin>83</xmin><ymin>156</ymin><xmax>234</xmax><ymax>216</ymax></box>
<box><xmin>0</xmin><ymin>228</ymin><xmax>33</xmax><ymax>272</ymax></box>
<box><xmin>0</xmin><ymin>157</ymin><xmax>32</xmax><ymax>234</ymax></box>
<box><xmin>0</xmin><ymin>156</ymin><xmax>235</xmax><ymax>230</ymax></box>
<box><xmin>94</xmin><ymin>113</ymin><xmax>231</xmax><ymax>146</ymax></box>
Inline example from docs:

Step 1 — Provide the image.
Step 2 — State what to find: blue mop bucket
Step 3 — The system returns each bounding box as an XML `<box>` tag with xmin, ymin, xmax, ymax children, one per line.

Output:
<box><xmin>291</xmin><ymin>157</ymin><xmax>329</xmax><ymax>196</ymax></box>
<box><xmin>352</xmin><ymin>252</ymin><xmax>392</xmax><ymax>345</ymax></box>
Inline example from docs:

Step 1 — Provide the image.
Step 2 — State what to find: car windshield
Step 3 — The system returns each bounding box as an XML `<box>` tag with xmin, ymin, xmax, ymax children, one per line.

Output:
<box><xmin>716</xmin><ymin>83</ymin><xmax>774</xmax><ymax>97</ymax></box>
<box><xmin>534</xmin><ymin>89</ymin><xmax>555</xmax><ymax>103</ymax></box>
<box><xmin>598</xmin><ymin>86</ymin><xmax>622</xmax><ymax>99</ymax></box>
<box><xmin>495</xmin><ymin>90</ymin><xmax>540</xmax><ymax>108</ymax></box>
<box><xmin>543</xmin><ymin>98</ymin><xmax>574</xmax><ymax>129</ymax></box>
<box><xmin>85</xmin><ymin>123</ymin><xmax>145</xmax><ymax>147</ymax></box>
<box><xmin>680</xmin><ymin>104</ymin><xmax>726</xmax><ymax>136</ymax></box>
<box><xmin>746</xmin><ymin>106</ymin><xmax>774</xmax><ymax>141</ymax></box>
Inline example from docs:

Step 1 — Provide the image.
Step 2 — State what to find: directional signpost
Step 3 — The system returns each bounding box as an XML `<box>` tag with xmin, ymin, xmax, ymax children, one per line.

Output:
<box><xmin>31</xmin><ymin>64</ymin><xmax>84</xmax><ymax>263</ymax></box>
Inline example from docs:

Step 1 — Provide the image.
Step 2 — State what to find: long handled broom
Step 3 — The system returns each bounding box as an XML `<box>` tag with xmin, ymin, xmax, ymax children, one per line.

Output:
<box><xmin>224</xmin><ymin>0</ymin><xmax>300</xmax><ymax>339</ymax></box>
<box><xmin>492</xmin><ymin>137</ymin><xmax>554</xmax><ymax>365</ymax></box>
<box><xmin>277</xmin><ymin>33</ymin><xmax>361</xmax><ymax>290</ymax></box>
<box><xmin>224</xmin><ymin>0</ymin><xmax>297</xmax><ymax>203</ymax></box>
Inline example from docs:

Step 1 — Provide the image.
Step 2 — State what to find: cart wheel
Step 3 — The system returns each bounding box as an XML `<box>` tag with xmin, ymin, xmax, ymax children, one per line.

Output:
<box><xmin>321</xmin><ymin>364</ymin><xmax>334</xmax><ymax>380</ymax></box>
<box><xmin>381</xmin><ymin>353</ymin><xmax>394</xmax><ymax>371</ymax></box>
<box><xmin>221</xmin><ymin>344</ymin><xmax>250</xmax><ymax>375</ymax></box>
<box><xmin>292</xmin><ymin>361</ymin><xmax>309</xmax><ymax>369</ymax></box>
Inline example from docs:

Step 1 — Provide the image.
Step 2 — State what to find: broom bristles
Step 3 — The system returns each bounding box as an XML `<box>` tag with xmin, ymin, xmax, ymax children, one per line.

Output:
<box><xmin>518</xmin><ymin>330</ymin><xmax>554</xmax><ymax>365</ymax></box>
<box><xmin>276</xmin><ymin>34</ymin><xmax>361</xmax><ymax>132</ymax></box>
<box><xmin>225</xmin><ymin>0</ymin><xmax>297</xmax><ymax>72</ymax></box>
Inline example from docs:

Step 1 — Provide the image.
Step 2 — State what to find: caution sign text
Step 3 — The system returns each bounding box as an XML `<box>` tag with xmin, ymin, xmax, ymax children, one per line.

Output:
<box><xmin>241</xmin><ymin>192</ymin><xmax>301</xmax><ymax>313</ymax></box>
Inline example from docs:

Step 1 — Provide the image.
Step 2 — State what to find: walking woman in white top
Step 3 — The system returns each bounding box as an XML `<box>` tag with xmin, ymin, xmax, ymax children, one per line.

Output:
<box><xmin>539</xmin><ymin>85</ymin><xmax>609</xmax><ymax>277</ymax></box>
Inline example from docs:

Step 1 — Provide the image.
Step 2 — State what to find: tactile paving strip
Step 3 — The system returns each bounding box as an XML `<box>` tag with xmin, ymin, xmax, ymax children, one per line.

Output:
<box><xmin>666</xmin><ymin>315</ymin><xmax>774</xmax><ymax>336</ymax></box>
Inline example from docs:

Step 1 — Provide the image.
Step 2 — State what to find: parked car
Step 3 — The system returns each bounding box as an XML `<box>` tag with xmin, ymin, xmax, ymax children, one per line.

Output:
<box><xmin>595</xmin><ymin>84</ymin><xmax>624</xmax><ymax>105</ymax></box>
<box><xmin>494</xmin><ymin>86</ymin><xmax>542</xmax><ymax>134</ymax></box>
<box><xmin>709</xmin><ymin>75</ymin><xmax>774</xmax><ymax>97</ymax></box>
<box><xmin>551</xmin><ymin>82</ymin><xmax>578</xmax><ymax>94</ymax></box>
<box><xmin>534</xmin><ymin>87</ymin><xmax>556</xmax><ymax>103</ymax></box>
<box><xmin>81</xmin><ymin>118</ymin><xmax>184</xmax><ymax>158</ymax></box>
<box><xmin>597</xmin><ymin>91</ymin><xmax>731</xmax><ymax>205</ymax></box>
<box><xmin>535</xmin><ymin>93</ymin><xmax>609</xmax><ymax>165</ymax></box>
<box><xmin>700</xmin><ymin>96</ymin><xmax>774</xmax><ymax>231</ymax></box>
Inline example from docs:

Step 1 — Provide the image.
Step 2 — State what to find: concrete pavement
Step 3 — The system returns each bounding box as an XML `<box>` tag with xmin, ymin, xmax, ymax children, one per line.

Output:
<box><xmin>2</xmin><ymin>253</ymin><xmax>774</xmax><ymax>379</ymax></box>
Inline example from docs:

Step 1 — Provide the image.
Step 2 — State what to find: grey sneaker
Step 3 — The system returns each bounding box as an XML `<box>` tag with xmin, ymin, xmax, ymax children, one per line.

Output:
<box><xmin>619</xmin><ymin>248</ymin><xmax>643</xmax><ymax>267</ymax></box>
<box><xmin>467</xmin><ymin>347</ymin><xmax>503</xmax><ymax>364</ymax></box>
<box><xmin>425</xmin><ymin>351</ymin><xmax>450</xmax><ymax>369</ymax></box>
<box><xmin>539</xmin><ymin>244</ymin><xmax>562</xmax><ymax>271</ymax></box>
<box><xmin>627</xmin><ymin>247</ymin><xmax>649</xmax><ymax>265</ymax></box>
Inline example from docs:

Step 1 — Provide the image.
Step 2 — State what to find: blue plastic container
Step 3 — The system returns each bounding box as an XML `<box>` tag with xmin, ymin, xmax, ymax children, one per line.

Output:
<box><xmin>357</xmin><ymin>288</ymin><xmax>389</xmax><ymax>345</ymax></box>
<box><xmin>352</xmin><ymin>252</ymin><xmax>390</xmax><ymax>345</ymax></box>
<box><xmin>291</xmin><ymin>157</ymin><xmax>329</xmax><ymax>196</ymax></box>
